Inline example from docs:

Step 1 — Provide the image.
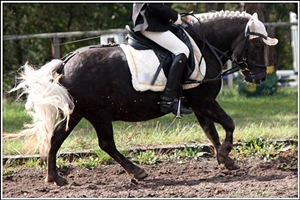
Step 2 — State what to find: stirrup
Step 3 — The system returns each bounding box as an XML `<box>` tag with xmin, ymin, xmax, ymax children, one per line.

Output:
<box><xmin>160</xmin><ymin>98</ymin><xmax>193</xmax><ymax>116</ymax></box>
<box><xmin>176</xmin><ymin>98</ymin><xmax>183</xmax><ymax>119</ymax></box>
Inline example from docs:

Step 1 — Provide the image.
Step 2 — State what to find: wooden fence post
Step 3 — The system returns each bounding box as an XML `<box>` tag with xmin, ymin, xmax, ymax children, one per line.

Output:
<box><xmin>266</xmin><ymin>25</ymin><xmax>276</xmax><ymax>67</ymax></box>
<box><xmin>51</xmin><ymin>37</ymin><xmax>62</xmax><ymax>59</ymax></box>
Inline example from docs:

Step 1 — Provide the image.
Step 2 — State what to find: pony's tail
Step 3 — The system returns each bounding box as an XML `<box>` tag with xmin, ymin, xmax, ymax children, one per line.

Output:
<box><xmin>8</xmin><ymin>59</ymin><xmax>74</xmax><ymax>157</ymax></box>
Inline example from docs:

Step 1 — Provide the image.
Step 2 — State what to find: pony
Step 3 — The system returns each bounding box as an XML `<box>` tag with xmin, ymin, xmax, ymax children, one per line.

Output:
<box><xmin>9</xmin><ymin>10</ymin><xmax>278</xmax><ymax>186</ymax></box>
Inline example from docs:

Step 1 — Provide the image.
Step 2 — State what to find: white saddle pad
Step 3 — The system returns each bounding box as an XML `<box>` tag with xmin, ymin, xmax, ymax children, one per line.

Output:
<box><xmin>120</xmin><ymin>31</ymin><xmax>206</xmax><ymax>92</ymax></box>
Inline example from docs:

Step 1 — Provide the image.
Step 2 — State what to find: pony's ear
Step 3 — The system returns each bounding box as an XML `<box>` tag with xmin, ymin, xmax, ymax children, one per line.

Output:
<box><xmin>246</xmin><ymin>12</ymin><xmax>278</xmax><ymax>46</ymax></box>
<box><xmin>251</xmin><ymin>12</ymin><xmax>258</xmax><ymax>20</ymax></box>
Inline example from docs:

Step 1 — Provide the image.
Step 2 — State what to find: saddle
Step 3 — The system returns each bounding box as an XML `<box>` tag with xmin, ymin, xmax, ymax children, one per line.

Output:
<box><xmin>125</xmin><ymin>25</ymin><xmax>195</xmax><ymax>83</ymax></box>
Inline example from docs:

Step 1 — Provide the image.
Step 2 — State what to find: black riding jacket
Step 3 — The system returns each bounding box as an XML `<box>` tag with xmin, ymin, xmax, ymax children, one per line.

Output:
<box><xmin>132</xmin><ymin>3</ymin><xmax>179</xmax><ymax>32</ymax></box>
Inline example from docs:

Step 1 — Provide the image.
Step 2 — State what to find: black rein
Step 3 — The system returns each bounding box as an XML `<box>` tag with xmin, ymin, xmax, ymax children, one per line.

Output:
<box><xmin>181</xmin><ymin>13</ymin><xmax>263</xmax><ymax>84</ymax></box>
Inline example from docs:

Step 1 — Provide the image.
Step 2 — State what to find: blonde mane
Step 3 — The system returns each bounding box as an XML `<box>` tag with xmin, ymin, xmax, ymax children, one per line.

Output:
<box><xmin>191</xmin><ymin>10</ymin><xmax>252</xmax><ymax>23</ymax></box>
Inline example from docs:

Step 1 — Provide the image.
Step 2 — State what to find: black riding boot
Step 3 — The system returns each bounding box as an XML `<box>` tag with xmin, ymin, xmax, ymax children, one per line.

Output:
<box><xmin>160</xmin><ymin>53</ymin><xmax>193</xmax><ymax>115</ymax></box>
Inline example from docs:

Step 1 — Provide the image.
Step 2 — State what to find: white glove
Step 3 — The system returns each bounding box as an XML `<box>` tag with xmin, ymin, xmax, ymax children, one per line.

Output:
<box><xmin>174</xmin><ymin>13</ymin><xmax>182</xmax><ymax>25</ymax></box>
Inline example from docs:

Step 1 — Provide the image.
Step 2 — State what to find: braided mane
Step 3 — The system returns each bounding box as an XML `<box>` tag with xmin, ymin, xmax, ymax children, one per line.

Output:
<box><xmin>193</xmin><ymin>10</ymin><xmax>252</xmax><ymax>22</ymax></box>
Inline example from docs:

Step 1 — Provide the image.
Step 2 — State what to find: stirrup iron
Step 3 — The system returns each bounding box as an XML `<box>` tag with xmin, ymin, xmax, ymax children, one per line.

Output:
<box><xmin>176</xmin><ymin>98</ymin><xmax>182</xmax><ymax>119</ymax></box>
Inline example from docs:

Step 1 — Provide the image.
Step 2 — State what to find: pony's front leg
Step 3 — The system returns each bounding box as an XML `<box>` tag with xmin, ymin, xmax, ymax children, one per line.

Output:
<box><xmin>195</xmin><ymin>113</ymin><xmax>221</xmax><ymax>156</ymax></box>
<box><xmin>45</xmin><ymin>115</ymin><xmax>82</xmax><ymax>186</ymax></box>
<box><xmin>210</xmin><ymin>112</ymin><xmax>239</xmax><ymax>170</ymax></box>
<box><xmin>217</xmin><ymin>126</ymin><xmax>240</xmax><ymax>170</ymax></box>
<box><xmin>194</xmin><ymin>103</ymin><xmax>239</xmax><ymax>170</ymax></box>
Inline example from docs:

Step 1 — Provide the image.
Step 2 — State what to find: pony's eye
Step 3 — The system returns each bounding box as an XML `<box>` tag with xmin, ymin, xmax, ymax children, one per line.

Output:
<box><xmin>254</xmin><ymin>42</ymin><xmax>263</xmax><ymax>48</ymax></box>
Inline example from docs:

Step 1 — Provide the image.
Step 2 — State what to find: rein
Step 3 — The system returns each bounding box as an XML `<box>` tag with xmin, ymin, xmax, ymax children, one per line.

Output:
<box><xmin>181</xmin><ymin>13</ymin><xmax>263</xmax><ymax>84</ymax></box>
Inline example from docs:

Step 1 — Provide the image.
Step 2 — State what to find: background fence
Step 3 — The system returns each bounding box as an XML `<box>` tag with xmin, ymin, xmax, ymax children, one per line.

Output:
<box><xmin>275</xmin><ymin>12</ymin><xmax>298</xmax><ymax>87</ymax></box>
<box><xmin>3</xmin><ymin>14</ymin><xmax>298</xmax><ymax>89</ymax></box>
<box><xmin>224</xmin><ymin>12</ymin><xmax>298</xmax><ymax>88</ymax></box>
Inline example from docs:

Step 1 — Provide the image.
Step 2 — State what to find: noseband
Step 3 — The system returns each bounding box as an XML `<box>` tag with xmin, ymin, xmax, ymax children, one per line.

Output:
<box><xmin>236</xmin><ymin>28</ymin><xmax>267</xmax><ymax>71</ymax></box>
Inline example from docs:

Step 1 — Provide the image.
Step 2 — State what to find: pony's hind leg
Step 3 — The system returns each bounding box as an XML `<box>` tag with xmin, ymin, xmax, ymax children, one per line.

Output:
<box><xmin>88</xmin><ymin>116</ymin><xmax>148</xmax><ymax>180</ymax></box>
<box><xmin>45</xmin><ymin>113</ymin><xmax>83</xmax><ymax>186</ymax></box>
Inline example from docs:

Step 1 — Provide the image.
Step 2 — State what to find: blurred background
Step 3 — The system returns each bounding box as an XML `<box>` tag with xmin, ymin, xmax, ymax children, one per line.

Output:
<box><xmin>2</xmin><ymin>2</ymin><xmax>299</xmax><ymax>98</ymax></box>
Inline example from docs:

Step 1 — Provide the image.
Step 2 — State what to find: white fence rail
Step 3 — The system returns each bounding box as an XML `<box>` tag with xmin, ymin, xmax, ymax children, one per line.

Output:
<box><xmin>276</xmin><ymin>12</ymin><xmax>298</xmax><ymax>87</ymax></box>
<box><xmin>4</xmin><ymin>14</ymin><xmax>298</xmax><ymax>88</ymax></box>
<box><xmin>290</xmin><ymin>12</ymin><xmax>298</xmax><ymax>74</ymax></box>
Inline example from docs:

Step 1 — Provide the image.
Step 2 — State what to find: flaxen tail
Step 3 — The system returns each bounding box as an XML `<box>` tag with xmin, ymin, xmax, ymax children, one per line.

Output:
<box><xmin>8</xmin><ymin>59</ymin><xmax>74</xmax><ymax>157</ymax></box>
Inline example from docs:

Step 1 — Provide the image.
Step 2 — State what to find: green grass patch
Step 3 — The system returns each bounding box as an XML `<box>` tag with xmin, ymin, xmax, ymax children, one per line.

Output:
<box><xmin>2</xmin><ymin>100</ymin><xmax>31</xmax><ymax>133</ymax></box>
<box><xmin>4</xmin><ymin>139</ymin><xmax>296</xmax><ymax>176</ymax></box>
<box><xmin>232</xmin><ymin>138</ymin><xmax>298</xmax><ymax>162</ymax></box>
<box><xmin>2</xmin><ymin>87</ymin><xmax>298</xmax><ymax>156</ymax></box>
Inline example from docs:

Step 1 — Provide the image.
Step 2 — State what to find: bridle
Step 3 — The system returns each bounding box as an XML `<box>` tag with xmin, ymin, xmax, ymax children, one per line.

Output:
<box><xmin>229</xmin><ymin>27</ymin><xmax>267</xmax><ymax>79</ymax></box>
<box><xmin>181</xmin><ymin>13</ymin><xmax>267</xmax><ymax>84</ymax></box>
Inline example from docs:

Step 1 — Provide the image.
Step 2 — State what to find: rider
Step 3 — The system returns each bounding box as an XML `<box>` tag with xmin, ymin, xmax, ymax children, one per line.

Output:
<box><xmin>132</xmin><ymin>3</ymin><xmax>193</xmax><ymax>116</ymax></box>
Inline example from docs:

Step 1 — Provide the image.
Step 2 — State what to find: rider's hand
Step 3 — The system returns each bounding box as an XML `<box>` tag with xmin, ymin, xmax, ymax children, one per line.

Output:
<box><xmin>174</xmin><ymin>14</ymin><xmax>182</xmax><ymax>25</ymax></box>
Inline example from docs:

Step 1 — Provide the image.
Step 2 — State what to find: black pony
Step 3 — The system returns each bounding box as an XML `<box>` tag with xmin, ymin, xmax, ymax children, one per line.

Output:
<box><xmin>10</xmin><ymin>10</ymin><xmax>278</xmax><ymax>186</ymax></box>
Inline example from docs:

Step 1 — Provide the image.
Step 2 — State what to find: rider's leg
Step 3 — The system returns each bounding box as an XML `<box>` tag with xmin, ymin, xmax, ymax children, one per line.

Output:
<box><xmin>141</xmin><ymin>31</ymin><xmax>192</xmax><ymax>115</ymax></box>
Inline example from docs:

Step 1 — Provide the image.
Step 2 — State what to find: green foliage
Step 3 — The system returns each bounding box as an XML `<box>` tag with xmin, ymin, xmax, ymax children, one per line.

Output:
<box><xmin>234</xmin><ymin>138</ymin><xmax>297</xmax><ymax>161</ymax></box>
<box><xmin>3</xmin><ymin>3</ymin><xmax>133</xmax><ymax>96</ymax></box>
<box><xmin>166</xmin><ymin>145</ymin><xmax>208</xmax><ymax>161</ymax></box>
<box><xmin>2</xmin><ymin>99</ymin><xmax>31</xmax><ymax>133</ymax></box>
<box><xmin>131</xmin><ymin>150</ymin><xmax>160</xmax><ymax>165</ymax></box>
<box><xmin>24</xmin><ymin>158</ymin><xmax>46</xmax><ymax>169</ymax></box>
<box><xmin>3</xmin><ymin>168</ymin><xmax>18</xmax><ymax>176</ymax></box>
<box><xmin>3</xmin><ymin>87</ymin><xmax>298</xmax><ymax>157</ymax></box>
<box><xmin>3</xmin><ymin>158</ymin><xmax>24</xmax><ymax>168</ymax></box>
<box><xmin>2</xmin><ymin>85</ymin><xmax>298</xmax><ymax>173</ymax></box>
<box><xmin>265</xmin><ymin>3</ymin><xmax>296</xmax><ymax>70</ymax></box>
<box><xmin>129</xmin><ymin>145</ymin><xmax>207</xmax><ymax>165</ymax></box>
<box><xmin>3</xmin><ymin>157</ymin><xmax>46</xmax><ymax>175</ymax></box>
<box><xmin>3</xmin><ymin>138</ymin><xmax>26</xmax><ymax>156</ymax></box>
<box><xmin>76</xmin><ymin>156</ymin><xmax>101</xmax><ymax>169</ymax></box>
<box><xmin>56</xmin><ymin>157</ymin><xmax>71</xmax><ymax>169</ymax></box>
<box><xmin>237</xmin><ymin>70</ymin><xmax>278</xmax><ymax>96</ymax></box>
<box><xmin>2</xmin><ymin>3</ymin><xmax>296</xmax><ymax>97</ymax></box>
<box><xmin>3</xmin><ymin>140</ymin><xmax>297</xmax><ymax>172</ymax></box>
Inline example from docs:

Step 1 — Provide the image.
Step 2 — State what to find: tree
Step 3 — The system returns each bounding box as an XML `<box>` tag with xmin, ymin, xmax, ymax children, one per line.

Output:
<box><xmin>2</xmin><ymin>2</ymin><xmax>296</xmax><ymax>98</ymax></box>
<box><xmin>3</xmin><ymin>3</ymin><xmax>133</xmax><ymax>97</ymax></box>
<box><xmin>238</xmin><ymin>3</ymin><xmax>296</xmax><ymax>96</ymax></box>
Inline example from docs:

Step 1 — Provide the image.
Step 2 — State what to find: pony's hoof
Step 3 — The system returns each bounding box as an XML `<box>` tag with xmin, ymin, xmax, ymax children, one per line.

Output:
<box><xmin>45</xmin><ymin>175</ymin><xmax>68</xmax><ymax>186</ymax></box>
<box><xmin>133</xmin><ymin>168</ymin><xmax>148</xmax><ymax>180</ymax></box>
<box><xmin>222</xmin><ymin>157</ymin><xmax>240</xmax><ymax>170</ymax></box>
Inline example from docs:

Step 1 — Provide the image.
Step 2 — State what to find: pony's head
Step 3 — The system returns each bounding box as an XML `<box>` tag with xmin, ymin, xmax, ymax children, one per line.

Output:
<box><xmin>233</xmin><ymin>12</ymin><xmax>278</xmax><ymax>84</ymax></box>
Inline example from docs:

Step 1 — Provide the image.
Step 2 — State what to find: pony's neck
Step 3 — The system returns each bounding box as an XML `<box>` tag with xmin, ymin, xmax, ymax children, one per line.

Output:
<box><xmin>188</xmin><ymin>10</ymin><xmax>252</xmax><ymax>52</ymax></box>
<box><xmin>185</xmin><ymin>15</ymin><xmax>250</xmax><ymax>70</ymax></box>
<box><xmin>185</xmin><ymin>16</ymin><xmax>249</xmax><ymax>67</ymax></box>
<box><xmin>202</xmin><ymin>17</ymin><xmax>249</xmax><ymax>51</ymax></box>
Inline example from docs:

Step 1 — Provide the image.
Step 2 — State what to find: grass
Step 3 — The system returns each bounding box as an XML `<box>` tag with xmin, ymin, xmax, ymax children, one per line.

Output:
<box><xmin>217</xmin><ymin>87</ymin><xmax>298</xmax><ymax>142</ymax></box>
<box><xmin>2</xmin><ymin>86</ymin><xmax>298</xmax><ymax>156</ymax></box>
<box><xmin>4</xmin><ymin>138</ymin><xmax>296</xmax><ymax>176</ymax></box>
